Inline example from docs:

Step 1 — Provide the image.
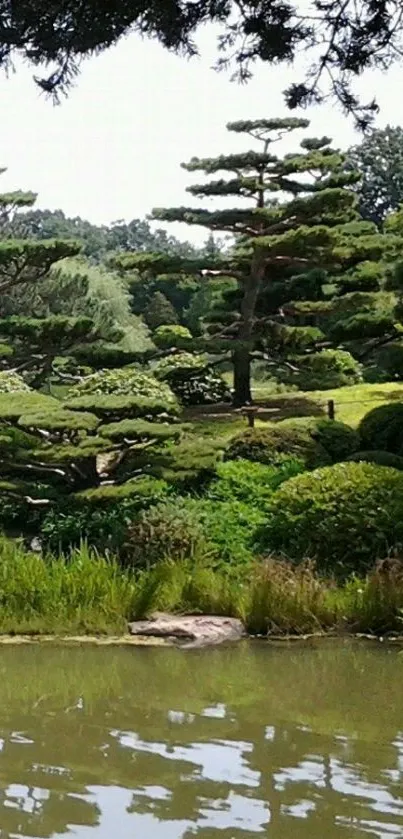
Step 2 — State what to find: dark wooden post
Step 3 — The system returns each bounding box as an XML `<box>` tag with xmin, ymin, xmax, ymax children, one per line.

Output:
<box><xmin>247</xmin><ymin>411</ymin><xmax>255</xmax><ymax>428</ymax></box>
<box><xmin>236</xmin><ymin>405</ymin><xmax>259</xmax><ymax>427</ymax></box>
<box><xmin>327</xmin><ymin>399</ymin><xmax>335</xmax><ymax>420</ymax></box>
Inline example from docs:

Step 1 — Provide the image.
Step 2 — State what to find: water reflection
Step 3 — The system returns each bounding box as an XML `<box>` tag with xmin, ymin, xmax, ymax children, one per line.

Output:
<box><xmin>0</xmin><ymin>640</ymin><xmax>400</xmax><ymax>837</ymax></box>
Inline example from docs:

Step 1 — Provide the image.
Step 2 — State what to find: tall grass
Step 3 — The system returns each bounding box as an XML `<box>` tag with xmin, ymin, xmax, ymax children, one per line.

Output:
<box><xmin>0</xmin><ymin>537</ymin><xmax>136</xmax><ymax>635</ymax></box>
<box><xmin>131</xmin><ymin>555</ymin><xmax>403</xmax><ymax>637</ymax></box>
<box><xmin>0</xmin><ymin>535</ymin><xmax>402</xmax><ymax>637</ymax></box>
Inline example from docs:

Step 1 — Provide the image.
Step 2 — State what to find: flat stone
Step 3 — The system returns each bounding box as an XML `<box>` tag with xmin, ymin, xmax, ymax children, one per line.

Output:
<box><xmin>128</xmin><ymin>613</ymin><xmax>246</xmax><ymax>648</ymax></box>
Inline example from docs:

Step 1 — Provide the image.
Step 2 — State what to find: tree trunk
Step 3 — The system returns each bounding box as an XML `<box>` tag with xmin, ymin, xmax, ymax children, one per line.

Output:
<box><xmin>233</xmin><ymin>347</ymin><xmax>252</xmax><ymax>406</ymax></box>
<box><xmin>232</xmin><ymin>250</ymin><xmax>266</xmax><ymax>407</ymax></box>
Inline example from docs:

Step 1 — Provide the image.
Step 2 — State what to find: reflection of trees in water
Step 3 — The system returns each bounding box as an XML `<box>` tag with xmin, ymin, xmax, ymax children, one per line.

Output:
<box><xmin>0</xmin><ymin>784</ymin><xmax>99</xmax><ymax>837</ymax></box>
<box><xmin>0</xmin><ymin>642</ymin><xmax>402</xmax><ymax>837</ymax></box>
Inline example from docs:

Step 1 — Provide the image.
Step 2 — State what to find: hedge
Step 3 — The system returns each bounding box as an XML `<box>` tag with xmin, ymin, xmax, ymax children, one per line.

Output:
<box><xmin>257</xmin><ymin>461</ymin><xmax>403</xmax><ymax>575</ymax></box>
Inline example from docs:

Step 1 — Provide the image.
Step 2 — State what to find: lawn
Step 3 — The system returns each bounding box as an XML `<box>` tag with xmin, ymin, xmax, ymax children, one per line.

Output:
<box><xmin>184</xmin><ymin>381</ymin><xmax>403</xmax><ymax>440</ymax></box>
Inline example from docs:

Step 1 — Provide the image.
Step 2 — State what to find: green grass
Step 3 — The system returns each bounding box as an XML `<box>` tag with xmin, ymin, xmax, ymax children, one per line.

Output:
<box><xmin>0</xmin><ymin>534</ymin><xmax>401</xmax><ymax>636</ymax></box>
<box><xmin>184</xmin><ymin>382</ymin><xmax>403</xmax><ymax>439</ymax></box>
<box><xmin>253</xmin><ymin>381</ymin><xmax>403</xmax><ymax>426</ymax></box>
<box><xmin>131</xmin><ymin>555</ymin><xmax>403</xmax><ymax>637</ymax></box>
<box><xmin>0</xmin><ymin>537</ymin><xmax>136</xmax><ymax>635</ymax></box>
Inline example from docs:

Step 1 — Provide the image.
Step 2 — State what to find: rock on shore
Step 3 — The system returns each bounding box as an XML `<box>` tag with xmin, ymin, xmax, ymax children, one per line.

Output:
<box><xmin>128</xmin><ymin>613</ymin><xmax>246</xmax><ymax>648</ymax></box>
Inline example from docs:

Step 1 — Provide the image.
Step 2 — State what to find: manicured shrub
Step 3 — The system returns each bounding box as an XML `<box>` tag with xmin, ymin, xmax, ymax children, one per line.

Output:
<box><xmin>281</xmin><ymin>349</ymin><xmax>362</xmax><ymax>391</ymax></box>
<box><xmin>147</xmin><ymin>437</ymin><xmax>224</xmax><ymax>491</ymax></box>
<box><xmin>346</xmin><ymin>450</ymin><xmax>403</xmax><ymax>470</ymax></box>
<box><xmin>154</xmin><ymin>352</ymin><xmax>231</xmax><ymax>406</ymax></box>
<box><xmin>153</xmin><ymin>352</ymin><xmax>204</xmax><ymax>377</ymax></box>
<box><xmin>225</xmin><ymin>422</ymin><xmax>331</xmax><ymax>469</ymax></box>
<box><xmin>0</xmin><ymin>372</ymin><xmax>31</xmax><ymax>393</ymax></box>
<box><xmin>207</xmin><ymin>458</ymin><xmax>304</xmax><ymax>505</ymax></box>
<box><xmin>153</xmin><ymin>325</ymin><xmax>192</xmax><ymax>350</ymax></box>
<box><xmin>258</xmin><ymin>462</ymin><xmax>403</xmax><ymax>575</ymax></box>
<box><xmin>310</xmin><ymin>418</ymin><xmax>360</xmax><ymax>462</ymax></box>
<box><xmin>68</xmin><ymin>367</ymin><xmax>178</xmax><ymax>408</ymax></box>
<box><xmin>359</xmin><ymin>403</ymin><xmax>403</xmax><ymax>455</ymax></box>
<box><xmin>225</xmin><ymin>418</ymin><xmax>359</xmax><ymax>470</ymax></box>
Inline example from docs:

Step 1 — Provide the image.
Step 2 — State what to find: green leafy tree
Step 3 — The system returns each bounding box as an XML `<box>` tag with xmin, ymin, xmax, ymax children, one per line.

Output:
<box><xmin>3</xmin><ymin>256</ymin><xmax>153</xmax><ymax>373</ymax></box>
<box><xmin>348</xmin><ymin>126</ymin><xmax>403</xmax><ymax>227</ymax></box>
<box><xmin>116</xmin><ymin>118</ymin><xmax>394</xmax><ymax>405</ymax></box>
<box><xmin>0</xmin><ymin>175</ymin><xmax>153</xmax><ymax>385</ymax></box>
<box><xmin>3</xmin><ymin>2</ymin><xmax>403</xmax><ymax>126</ymax></box>
<box><xmin>11</xmin><ymin>209</ymin><xmax>198</xmax><ymax>263</ymax></box>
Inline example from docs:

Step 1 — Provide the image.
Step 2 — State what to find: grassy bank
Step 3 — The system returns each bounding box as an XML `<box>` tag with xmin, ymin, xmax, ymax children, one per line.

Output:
<box><xmin>0</xmin><ymin>536</ymin><xmax>402</xmax><ymax>637</ymax></box>
<box><xmin>185</xmin><ymin>381</ymin><xmax>403</xmax><ymax>446</ymax></box>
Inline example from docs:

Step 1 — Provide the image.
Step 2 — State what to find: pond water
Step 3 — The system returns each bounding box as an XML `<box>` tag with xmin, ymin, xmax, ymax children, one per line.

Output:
<box><xmin>0</xmin><ymin>639</ymin><xmax>402</xmax><ymax>838</ymax></box>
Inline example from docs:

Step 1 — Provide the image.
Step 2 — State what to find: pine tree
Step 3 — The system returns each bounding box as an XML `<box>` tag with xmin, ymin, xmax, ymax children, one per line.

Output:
<box><xmin>144</xmin><ymin>291</ymin><xmax>179</xmax><ymax>330</ymax></box>
<box><xmin>0</xmin><ymin>176</ymin><xmax>186</xmax><ymax>527</ymax></box>
<box><xmin>115</xmin><ymin>118</ymin><xmax>395</xmax><ymax>405</ymax></box>
<box><xmin>0</xmin><ymin>369</ymin><xmax>182</xmax><ymax>527</ymax></box>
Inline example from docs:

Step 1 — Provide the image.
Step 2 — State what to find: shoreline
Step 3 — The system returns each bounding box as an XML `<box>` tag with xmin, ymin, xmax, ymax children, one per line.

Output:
<box><xmin>0</xmin><ymin>630</ymin><xmax>403</xmax><ymax>647</ymax></box>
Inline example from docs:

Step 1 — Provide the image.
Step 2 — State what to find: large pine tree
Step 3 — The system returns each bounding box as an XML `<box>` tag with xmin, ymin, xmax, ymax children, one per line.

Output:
<box><xmin>115</xmin><ymin>118</ymin><xmax>395</xmax><ymax>405</ymax></box>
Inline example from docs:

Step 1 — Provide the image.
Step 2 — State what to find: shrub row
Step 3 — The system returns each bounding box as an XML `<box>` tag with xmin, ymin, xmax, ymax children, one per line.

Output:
<box><xmin>5</xmin><ymin>402</ymin><xmax>403</xmax><ymax>581</ymax></box>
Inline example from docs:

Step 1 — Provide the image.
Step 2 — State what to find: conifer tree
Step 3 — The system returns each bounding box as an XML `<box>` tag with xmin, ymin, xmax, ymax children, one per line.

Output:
<box><xmin>116</xmin><ymin>118</ymin><xmax>395</xmax><ymax>405</ymax></box>
<box><xmin>144</xmin><ymin>290</ymin><xmax>178</xmax><ymax>330</ymax></box>
<box><xmin>0</xmin><ymin>175</ymin><xmax>185</xmax><ymax>527</ymax></box>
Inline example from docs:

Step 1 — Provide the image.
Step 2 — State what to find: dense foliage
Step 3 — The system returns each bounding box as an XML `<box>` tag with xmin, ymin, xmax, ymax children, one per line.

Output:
<box><xmin>358</xmin><ymin>403</ymin><xmax>403</xmax><ymax>454</ymax></box>
<box><xmin>225</xmin><ymin>417</ymin><xmax>359</xmax><ymax>469</ymax></box>
<box><xmin>348</xmin><ymin>126</ymin><xmax>403</xmax><ymax>227</ymax></box>
<box><xmin>3</xmin><ymin>129</ymin><xmax>403</xmax><ymax>626</ymax></box>
<box><xmin>258</xmin><ymin>462</ymin><xmax>403</xmax><ymax>575</ymax></box>
<box><xmin>115</xmin><ymin>118</ymin><xmax>400</xmax><ymax>404</ymax></box>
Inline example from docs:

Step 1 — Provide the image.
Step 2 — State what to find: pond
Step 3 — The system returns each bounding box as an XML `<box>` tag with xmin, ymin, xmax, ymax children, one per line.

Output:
<box><xmin>0</xmin><ymin>639</ymin><xmax>402</xmax><ymax>837</ymax></box>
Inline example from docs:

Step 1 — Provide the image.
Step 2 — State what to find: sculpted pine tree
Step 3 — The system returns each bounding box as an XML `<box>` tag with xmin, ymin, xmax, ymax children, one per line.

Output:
<box><xmin>116</xmin><ymin>118</ymin><xmax>393</xmax><ymax>405</ymax></box>
<box><xmin>0</xmin><ymin>178</ymin><xmax>184</xmax><ymax>522</ymax></box>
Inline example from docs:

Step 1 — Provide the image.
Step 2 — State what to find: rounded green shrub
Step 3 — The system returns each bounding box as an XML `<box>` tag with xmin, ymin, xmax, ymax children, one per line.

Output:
<box><xmin>153</xmin><ymin>352</ymin><xmax>205</xmax><ymax>377</ymax></box>
<box><xmin>148</xmin><ymin>437</ymin><xmax>223</xmax><ymax>491</ymax></box>
<box><xmin>258</xmin><ymin>462</ymin><xmax>403</xmax><ymax>575</ymax></box>
<box><xmin>68</xmin><ymin>367</ymin><xmax>178</xmax><ymax>408</ymax></box>
<box><xmin>282</xmin><ymin>349</ymin><xmax>362</xmax><ymax>391</ymax></box>
<box><xmin>310</xmin><ymin>418</ymin><xmax>360</xmax><ymax>462</ymax></box>
<box><xmin>153</xmin><ymin>325</ymin><xmax>193</xmax><ymax>350</ymax></box>
<box><xmin>346</xmin><ymin>450</ymin><xmax>403</xmax><ymax>470</ymax></box>
<box><xmin>0</xmin><ymin>372</ymin><xmax>30</xmax><ymax>393</ymax></box>
<box><xmin>154</xmin><ymin>352</ymin><xmax>231</xmax><ymax>406</ymax></box>
<box><xmin>358</xmin><ymin>403</ymin><xmax>403</xmax><ymax>455</ymax></box>
<box><xmin>225</xmin><ymin>422</ymin><xmax>331</xmax><ymax>469</ymax></box>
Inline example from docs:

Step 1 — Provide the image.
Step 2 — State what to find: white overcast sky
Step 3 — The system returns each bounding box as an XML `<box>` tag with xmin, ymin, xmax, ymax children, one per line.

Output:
<box><xmin>1</xmin><ymin>24</ymin><xmax>402</xmax><ymax>243</ymax></box>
